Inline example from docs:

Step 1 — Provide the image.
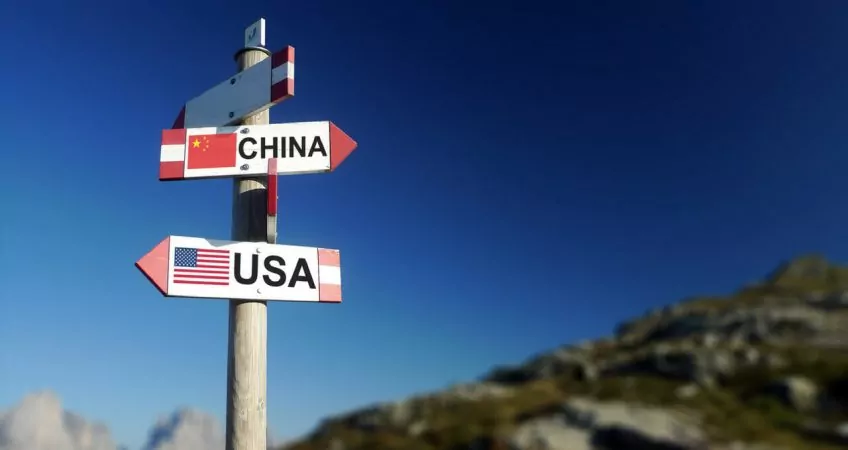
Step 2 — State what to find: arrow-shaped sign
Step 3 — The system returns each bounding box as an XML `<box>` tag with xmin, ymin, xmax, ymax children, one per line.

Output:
<box><xmin>159</xmin><ymin>121</ymin><xmax>357</xmax><ymax>181</ymax></box>
<box><xmin>171</xmin><ymin>46</ymin><xmax>295</xmax><ymax>129</ymax></box>
<box><xmin>135</xmin><ymin>235</ymin><xmax>342</xmax><ymax>303</ymax></box>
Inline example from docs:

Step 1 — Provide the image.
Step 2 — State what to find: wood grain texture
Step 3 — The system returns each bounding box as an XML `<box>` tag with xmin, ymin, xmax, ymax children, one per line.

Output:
<box><xmin>226</xmin><ymin>46</ymin><xmax>270</xmax><ymax>450</ymax></box>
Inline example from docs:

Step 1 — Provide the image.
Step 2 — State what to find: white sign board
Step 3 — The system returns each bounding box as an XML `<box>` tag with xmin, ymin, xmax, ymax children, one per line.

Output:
<box><xmin>135</xmin><ymin>235</ymin><xmax>342</xmax><ymax>303</ymax></box>
<box><xmin>245</xmin><ymin>18</ymin><xmax>266</xmax><ymax>48</ymax></box>
<box><xmin>171</xmin><ymin>46</ymin><xmax>295</xmax><ymax>129</ymax></box>
<box><xmin>159</xmin><ymin>121</ymin><xmax>357</xmax><ymax>181</ymax></box>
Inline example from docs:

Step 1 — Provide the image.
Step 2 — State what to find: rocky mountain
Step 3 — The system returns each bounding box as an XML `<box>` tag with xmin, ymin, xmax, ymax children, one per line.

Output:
<box><xmin>280</xmin><ymin>255</ymin><xmax>848</xmax><ymax>450</ymax></box>
<box><xmin>140</xmin><ymin>408</ymin><xmax>223</xmax><ymax>450</ymax></box>
<box><xmin>0</xmin><ymin>391</ymin><xmax>117</xmax><ymax>450</ymax></box>
<box><xmin>141</xmin><ymin>408</ymin><xmax>280</xmax><ymax>450</ymax></box>
<box><xmin>0</xmin><ymin>392</ymin><xmax>239</xmax><ymax>450</ymax></box>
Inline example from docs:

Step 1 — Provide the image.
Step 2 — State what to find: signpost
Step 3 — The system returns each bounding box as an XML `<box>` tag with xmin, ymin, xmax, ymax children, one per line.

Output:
<box><xmin>135</xmin><ymin>236</ymin><xmax>342</xmax><ymax>303</ymax></box>
<box><xmin>159</xmin><ymin>121</ymin><xmax>358</xmax><ymax>181</ymax></box>
<box><xmin>135</xmin><ymin>18</ymin><xmax>356</xmax><ymax>450</ymax></box>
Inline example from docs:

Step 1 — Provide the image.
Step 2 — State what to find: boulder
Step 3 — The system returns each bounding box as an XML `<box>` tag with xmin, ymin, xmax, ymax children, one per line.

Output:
<box><xmin>508</xmin><ymin>397</ymin><xmax>705</xmax><ymax>450</ymax></box>
<box><xmin>609</xmin><ymin>348</ymin><xmax>735</xmax><ymax>387</ymax></box>
<box><xmin>765</xmin><ymin>376</ymin><xmax>820</xmax><ymax>412</ymax></box>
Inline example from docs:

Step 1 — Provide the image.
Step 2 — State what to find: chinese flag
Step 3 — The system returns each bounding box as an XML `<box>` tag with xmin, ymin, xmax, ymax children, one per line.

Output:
<box><xmin>186</xmin><ymin>133</ymin><xmax>237</xmax><ymax>169</ymax></box>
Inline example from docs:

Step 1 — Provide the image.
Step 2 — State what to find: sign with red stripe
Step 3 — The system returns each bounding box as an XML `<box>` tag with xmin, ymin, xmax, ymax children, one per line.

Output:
<box><xmin>136</xmin><ymin>235</ymin><xmax>342</xmax><ymax>303</ymax></box>
<box><xmin>159</xmin><ymin>121</ymin><xmax>357</xmax><ymax>181</ymax></box>
<box><xmin>170</xmin><ymin>46</ymin><xmax>295</xmax><ymax>129</ymax></box>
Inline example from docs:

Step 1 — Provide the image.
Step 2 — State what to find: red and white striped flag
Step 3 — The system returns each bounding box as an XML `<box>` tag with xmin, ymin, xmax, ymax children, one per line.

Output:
<box><xmin>172</xmin><ymin>247</ymin><xmax>231</xmax><ymax>286</ymax></box>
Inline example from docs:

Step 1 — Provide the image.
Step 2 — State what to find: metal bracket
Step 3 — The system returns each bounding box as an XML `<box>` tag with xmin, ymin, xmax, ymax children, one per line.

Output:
<box><xmin>233</xmin><ymin>45</ymin><xmax>271</xmax><ymax>61</ymax></box>
<box><xmin>266</xmin><ymin>159</ymin><xmax>278</xmax><ymax>244</ymax></box>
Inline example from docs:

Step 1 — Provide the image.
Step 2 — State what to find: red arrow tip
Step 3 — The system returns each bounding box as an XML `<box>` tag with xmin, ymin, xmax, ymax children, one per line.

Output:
<box><xmin>329</xmin><ymin>122</ymin><xmax>358</xmax><ymax>171</ymax></box>
<box><xmin>135</xmin><ymin>237</ymin><xmax>170</xmax><ymax>295</ymax></box>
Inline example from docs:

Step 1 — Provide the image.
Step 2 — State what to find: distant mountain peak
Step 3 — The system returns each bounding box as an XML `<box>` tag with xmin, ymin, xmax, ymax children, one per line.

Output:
<box><xmin>766</xmin><ymin>253</ymin><xmax>829</xmax><ymax>282</ymax></box>
<box><xmin>763</xmin><ymin>253</ymin><xmax>848</xmax><ymax>291</ymax></box>
<box><xmin>140</xmin><ymin>408</ymin><xmax>223</xmax><ymax>450</ymax></box>
<box><xmin>0</xmin><ymin>390</ymin><xmax>117</xmax><ymax>450</ymax></box>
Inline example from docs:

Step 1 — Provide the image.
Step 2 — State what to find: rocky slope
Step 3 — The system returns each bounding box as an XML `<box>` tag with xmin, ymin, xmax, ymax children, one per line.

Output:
<box><xmin>280</xmin><ymin>255</ymin><xmax>848</xmax><ymax>450</ymax></box>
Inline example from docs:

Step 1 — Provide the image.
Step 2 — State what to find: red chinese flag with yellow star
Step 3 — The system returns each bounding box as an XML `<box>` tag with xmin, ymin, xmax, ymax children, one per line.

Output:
<box><xmin>186</xmin><ymin>133</ymin><xmax>237</xmax><ymax>169</ymax></box>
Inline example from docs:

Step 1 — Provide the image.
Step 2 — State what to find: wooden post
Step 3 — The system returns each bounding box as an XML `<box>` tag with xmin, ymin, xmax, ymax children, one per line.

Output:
<box><xmin>226</xmin><ymin>44</ymin><xmax>271</xmax><ymax>450</ymax></box>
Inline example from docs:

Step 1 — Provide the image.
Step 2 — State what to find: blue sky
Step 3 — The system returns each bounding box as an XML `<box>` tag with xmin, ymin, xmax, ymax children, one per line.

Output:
<box><xmin>3</xmin><ymin>0</ymin><xmax>848</xmax><ymax>448</ymax></box>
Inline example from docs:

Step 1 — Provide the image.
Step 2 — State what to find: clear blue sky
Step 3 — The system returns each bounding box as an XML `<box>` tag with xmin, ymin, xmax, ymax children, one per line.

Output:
<box><xmin>3</xmin><ymin>0</ymin><xmax>848</xmax><ymax>448</ymax></box>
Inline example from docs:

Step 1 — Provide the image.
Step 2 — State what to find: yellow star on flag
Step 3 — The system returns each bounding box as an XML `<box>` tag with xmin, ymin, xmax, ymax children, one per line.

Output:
<box><xmin>192</xmin><ymin>139</ymin><xmax>200</xmax><ymax>148</ymax></box>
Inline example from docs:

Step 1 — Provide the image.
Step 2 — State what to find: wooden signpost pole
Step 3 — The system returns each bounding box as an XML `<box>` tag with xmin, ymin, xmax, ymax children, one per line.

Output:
<box><xmin>226</xmin><ymin>31</ymin><xmax>271</xmax><ymax>450</ymax></box>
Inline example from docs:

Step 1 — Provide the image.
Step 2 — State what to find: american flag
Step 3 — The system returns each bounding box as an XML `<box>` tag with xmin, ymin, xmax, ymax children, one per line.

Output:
<box><xmin>172</xmin><ymin>247</ymin><xmax>231</xmax><ymax>286</ymax></box>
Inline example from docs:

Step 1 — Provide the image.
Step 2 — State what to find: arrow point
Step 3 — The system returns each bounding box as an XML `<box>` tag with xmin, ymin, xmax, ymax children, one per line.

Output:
<box><xmin>135</xmin><ymin>237</ymin><xmax>170</xmax><ymax>295</ymax></box>
<box><xmin>329</xmin><ymin>122</ymin><xmax>357</xmax><ymax>171</ymax></box>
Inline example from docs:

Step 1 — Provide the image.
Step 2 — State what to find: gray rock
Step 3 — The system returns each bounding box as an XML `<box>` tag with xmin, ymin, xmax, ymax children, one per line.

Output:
<box><xmin>509</xmin><ymin>398</ymin><xmax>706</xmax><ymax>450</ymax></box>
<box><xmin>738</xmin><ymin>347</ymin><xmax>760</xmax><ymax>366</ymax></box>
<box><xmin>765</xmin><ymin>376</ymin><xmax>820</xmax><ymax>412</ymax></box>
<box><xmin>610</xmin><ymin>348</ymin><xmax>736</xmax><ymax>386</ymax></box>
<box><xmin>577</xmin><ymin>363</ymin><xmax>600</xmax><ymax>382</ymax></box>
<box><xmin>703</xmin><ymin>350</ymin><xmax>735</xmax><ymax>379</ymax></box>
<box><xmin>810</xmin><ymin>290</ymin><xmax>848</xmax><ymax>310</ymax></box>
<box><xmin>328</xmin><ymin>437</ymin><xmax>346</xmax><ymax>450</ymax></box>
<box><xmin>805</xmin><ymin>291</ymin><xmax>828</xmax><ymax>304</ymax></box>
<box><xmin>836</xmin><ymin>422</ymin><xmax>848</xmax><ymax>439</ymax></box>
<box><xmin>675</xmin><ymin>384</ymin><xmax>700</xmax><ymax>400</ymax></box>
<box><xmin>510</xmin><ymin>416</ymin><xmax>592</xmax><ymax>450</ymax></box>
<box><xmin>700</xmin><ymin>333</ymin><xmax>720</xmax><ymax>348</ymax></box>
<box><xmin>385</xmin><ymin>400</ymin><xmax>414</xmax><ymax>427</ymax></box>
<box><xmin>830</xmin><ymin>291</ymin><xmax>848</xmax><ymax>306</ymax></box>
<box><xmin>407</xmin><ymin>420</ymin><xmax>427</xmax><ymax>437</ymax></box>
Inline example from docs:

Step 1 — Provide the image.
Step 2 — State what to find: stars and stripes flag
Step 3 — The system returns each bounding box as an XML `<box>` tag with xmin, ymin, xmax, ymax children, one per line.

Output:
<box><xmin>172</xmin><ymin>247</ymin><xmax>231</xmax><ymax>286</ymax></box>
